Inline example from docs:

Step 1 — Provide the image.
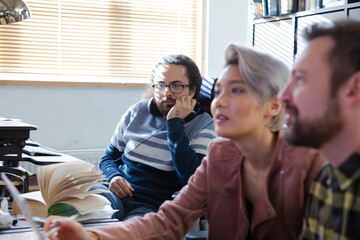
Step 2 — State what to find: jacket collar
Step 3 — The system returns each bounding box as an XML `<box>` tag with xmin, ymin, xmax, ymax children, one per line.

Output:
<box><xmin>239</xmin><ymin>134</ymin><xmax>283</xmax><ymax>229</ymax></box>
<box><xmin>333</xmin><ymin>152</ymin><xmax>360</xmax><ymax>190</ymax></box>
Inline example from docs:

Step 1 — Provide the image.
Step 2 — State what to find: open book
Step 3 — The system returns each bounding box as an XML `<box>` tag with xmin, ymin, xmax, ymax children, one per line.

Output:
<box><xmin>13</xmin><ymin>160</ymin><xmax>113</xmax><ymax>220</ymax></box>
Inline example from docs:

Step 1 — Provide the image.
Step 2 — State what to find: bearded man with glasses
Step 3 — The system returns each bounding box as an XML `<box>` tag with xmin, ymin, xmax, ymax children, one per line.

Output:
<box><xmin>93</xmin><ymin>54</ymin><xmax>216</xmax><ymax>221</ymax></box>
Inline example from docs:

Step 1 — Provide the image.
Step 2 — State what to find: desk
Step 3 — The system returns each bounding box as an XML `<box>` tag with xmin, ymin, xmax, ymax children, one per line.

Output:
<box><xmin>1</xmin><ymin>230</ymin><xmax>35</xmax><ymax>240</ymax></box>
<box><xmin>0</xmin><ymin>119</ymin><xmax>78</xmax><ymax>166</ymax></box>
<box><xmin>22</xmin><ymin>151</ymin><xmax>82</xmax><ymax>165</ymax></box>
<box><xmin>0</xmin><ymin>218</ymin><xmax>119</xmax><ymax>239</ymax></box>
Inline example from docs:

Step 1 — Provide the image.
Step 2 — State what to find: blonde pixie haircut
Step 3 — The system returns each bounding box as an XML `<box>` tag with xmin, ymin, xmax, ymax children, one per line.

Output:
<box><xmin>224</xmin><ymin>44</ymin><xmax>289</xmax><ymax>132</ymax></box>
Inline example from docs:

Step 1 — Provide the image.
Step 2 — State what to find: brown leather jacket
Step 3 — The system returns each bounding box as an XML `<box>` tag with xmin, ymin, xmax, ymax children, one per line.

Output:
<box><xmin>90</xmin><ymin>136</ymin><xmax>326</xmax><ymax>240</ymax></box>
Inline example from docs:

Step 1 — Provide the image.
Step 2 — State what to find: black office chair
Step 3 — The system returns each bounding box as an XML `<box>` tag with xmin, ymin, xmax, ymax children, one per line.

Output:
<box><xmin>197</xmin><ymin>76</ymin><xmax>217</xmax><ymax>116</ymax></box>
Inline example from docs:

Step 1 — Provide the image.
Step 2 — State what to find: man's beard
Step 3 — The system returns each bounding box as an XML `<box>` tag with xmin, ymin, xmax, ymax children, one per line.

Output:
<box><xmin>284</xmin><ymin>98</ymin><xmax>343</xmax><ymax>149</ymax></box>
<box><xmin>155</xmin><ymin>97</ymin><xmax>176</xmax><ymax>117</ymax></box>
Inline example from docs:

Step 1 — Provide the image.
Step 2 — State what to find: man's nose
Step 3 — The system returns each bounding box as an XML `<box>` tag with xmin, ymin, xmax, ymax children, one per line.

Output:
<box><xmin>164</xmin><ymin>86</ymin><xmax>173</xmax><ymax>96</ymax></box>
<box><xmin>278</xmin><ymin>81</ymin><xmax>292</xmax><ymax>103</ymax></box>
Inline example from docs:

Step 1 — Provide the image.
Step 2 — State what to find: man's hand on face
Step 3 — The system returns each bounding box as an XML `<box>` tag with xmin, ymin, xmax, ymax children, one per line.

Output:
<box><xmin>167</xmin><ymin>95</ymin><xmax>196</xmax><ymax>120</ymax></box>
<box><xmin>109</xmin><ymin>176</ymin><xmax>134</xmax><ymax>199</ymax></box>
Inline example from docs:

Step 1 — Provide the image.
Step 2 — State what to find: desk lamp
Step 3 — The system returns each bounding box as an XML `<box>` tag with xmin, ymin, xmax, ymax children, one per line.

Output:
<box><xmin>0</xmin><ymin>0</ymin><xmax>31</xmax><ymax>25</ymax></box>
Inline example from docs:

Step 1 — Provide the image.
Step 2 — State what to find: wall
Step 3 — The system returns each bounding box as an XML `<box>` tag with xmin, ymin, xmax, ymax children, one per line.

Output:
<box><xmin>0</xmin><ymin>0</ymin><xmax>248</xmax><ymax>157</ymax></box>
<box><xmin>0</xmin><ymin>86</ymin><xmax>144</xmax><ymax>151</ymax></box>
<box><xmin>206</xmin><ymin>0</ymin><xmax>249</xmax><ymax>78</ymax></box>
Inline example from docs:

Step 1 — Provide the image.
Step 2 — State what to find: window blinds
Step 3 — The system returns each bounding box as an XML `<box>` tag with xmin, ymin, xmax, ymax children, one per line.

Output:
<box><xmin>0</xmin><ymin>0</ymin><xmax>202</xmax><ymax>84</ymax></box>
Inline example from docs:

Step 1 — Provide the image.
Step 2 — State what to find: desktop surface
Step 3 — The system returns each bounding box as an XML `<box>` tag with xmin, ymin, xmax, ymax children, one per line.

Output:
<box><xmin>0</xmin><ymin>120</ymin><xmax>37</xmax><ymax>129</ymax></box>
<box><xmin>0</xmin><ymin>218</ymin><xmax>119</xmax><ymax>239</ymax></box>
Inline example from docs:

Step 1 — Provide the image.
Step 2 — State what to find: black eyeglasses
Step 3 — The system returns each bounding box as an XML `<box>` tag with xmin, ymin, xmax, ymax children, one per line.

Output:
<box><xmin>152</xmin><ymin>83</ymin><xmax>191</xmax><ymax>94</ymax></box>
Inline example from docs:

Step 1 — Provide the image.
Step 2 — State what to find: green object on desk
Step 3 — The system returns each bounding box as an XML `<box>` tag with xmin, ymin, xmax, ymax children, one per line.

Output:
<box><xmin>48</xmin><ymin>203</ymin><xmax>79</xmax><ymax>217</ymax></box>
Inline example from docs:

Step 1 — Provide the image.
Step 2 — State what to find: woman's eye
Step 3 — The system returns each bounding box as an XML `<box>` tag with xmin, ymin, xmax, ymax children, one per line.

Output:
<box><xmin>294</xmin><ymin>75</ymin><xmax>305</xmax><ymax>82</ymax></box>
<box><xmin>231</xmin><ymin>88</ymin><xmax>245</xmax><ymax>94</ymax></box>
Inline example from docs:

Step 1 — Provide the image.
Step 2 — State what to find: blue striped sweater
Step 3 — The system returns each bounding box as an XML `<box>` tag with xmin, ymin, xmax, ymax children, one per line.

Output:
<box><xmin>100</xmin><ymin>100</ymin><xmax>216</xmax><ymax>208</ymax></box>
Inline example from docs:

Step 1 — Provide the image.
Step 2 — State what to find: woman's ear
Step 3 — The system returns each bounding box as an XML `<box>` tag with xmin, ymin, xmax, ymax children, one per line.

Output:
<box><xmin>265</xmin><ymin>96</ymin><xmax>282</xmax><ymax>117</ymax></box>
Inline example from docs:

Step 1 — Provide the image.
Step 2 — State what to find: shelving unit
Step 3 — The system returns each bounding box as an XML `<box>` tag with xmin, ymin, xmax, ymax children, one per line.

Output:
<box><xmin>251</xmin><ymin>0</ymin><xmax>360</xmax><ymax>65</ymax></box>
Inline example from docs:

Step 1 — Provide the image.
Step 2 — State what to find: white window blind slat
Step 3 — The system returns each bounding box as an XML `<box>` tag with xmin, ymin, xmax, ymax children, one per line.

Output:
<box><xmin>0</xmin><ymin>0</ymin><xmax>202</xmax><ymax>84</ymax></box>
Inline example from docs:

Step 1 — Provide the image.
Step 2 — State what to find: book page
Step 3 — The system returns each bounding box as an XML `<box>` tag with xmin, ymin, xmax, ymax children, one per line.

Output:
<box><xmin>16</xmin><ymin>190</ymin><xmax>46</xmax><ymax>204</ymax></box>
<box><xmin>56</xmin><ymin>194</ymin><xmax>110</xmax><ymax>215</ymax></box>
<box><xmin>50</xmin><ymin>181</ymin><xmax>109</xmax><ymax>205</ymax></box>
<box><xmin>75</xmin><ymin>205</ymin><xmax>115</xmax><ymax>222</ymax></box>
<box><xmin>48</xmin><ymin>161</ymin><xmax>93</xmax><ymax>197</ymax></box>
<box><xmin>13</xmin><ymin>191</ymin><xmax>48</xmax><ymax>218</ymax></box>
<box><xmin>52</xmin><ymin>171</ymin><xmax>106</xmax><ymax>194</ymax></box>
<box><xmin>36</xmin><ymin>161</ymin><xmax>65</xmax><ymax>203</ymax></box>
<box><xmin>36</xmin><ymin>165</ymin><xmax>47</xmax><ymax>202</ymax></box>
<box><xmin>36</xmin><ymin>160</ymin><xmax>94</xmax><ymax>203</ymax></box>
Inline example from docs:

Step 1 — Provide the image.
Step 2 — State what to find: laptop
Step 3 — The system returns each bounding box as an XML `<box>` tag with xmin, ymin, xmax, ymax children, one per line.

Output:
<box><xmin>1</xmin><ymin>173</ymin><xmax>48</xmax><ymax>240</ymax></box>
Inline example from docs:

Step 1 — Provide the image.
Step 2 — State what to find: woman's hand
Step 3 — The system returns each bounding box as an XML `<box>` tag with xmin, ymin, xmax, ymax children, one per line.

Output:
<box><xmin>44</xmin><ymin>216</ymin><xmax>99</xmax><ymax>240</ymax></box>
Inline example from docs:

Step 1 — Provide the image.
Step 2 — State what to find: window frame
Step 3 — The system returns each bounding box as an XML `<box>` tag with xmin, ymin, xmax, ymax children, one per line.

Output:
<box><xmin>0</xmin><ymin>0</ymin><xmax>206</xmax><ymax>88</ymax></box>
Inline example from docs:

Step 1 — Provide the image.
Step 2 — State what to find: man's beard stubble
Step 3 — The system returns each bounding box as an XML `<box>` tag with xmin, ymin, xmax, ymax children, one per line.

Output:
<box><xmin>284</xmin><ymin>98</ymin><xmax>343</xmax><ymax>149</ymax></box>
<box><xmin>155</xmin><ymin>97</ymin><xmax>176</xmax><ymax>117</ymax></box>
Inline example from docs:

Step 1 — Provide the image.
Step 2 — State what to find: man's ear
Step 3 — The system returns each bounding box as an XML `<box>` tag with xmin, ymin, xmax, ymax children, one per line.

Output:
<box><xmin>342</xmin><ymin>71</ymin><xmax>360</xmax><ymax>108</ymax></box>
<box><xmin>190</xmin><ymin>85</ymin><xmax>196</xmax><ymax>98</ymax></box>
<box><xmin>265</xmin><ymin>96</ymin><xmax>282</xmax><ymax>117</ymax></box>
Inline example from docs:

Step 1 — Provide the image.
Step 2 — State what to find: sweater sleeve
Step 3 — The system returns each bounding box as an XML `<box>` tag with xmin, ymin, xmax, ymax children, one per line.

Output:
<box><xmin>88</xmin><ymin>154</ymin><xmax>210</xmax><ymax>240</ymax></box>
<box><xmin>99</xmin><ymin>143</ymin><xmax>124</xmax><ymax>182</ymax></box>
<box><xmin>166</xmin><ymin>118</ymin><xmax>205</xmax><ymax>186</ymax></box>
